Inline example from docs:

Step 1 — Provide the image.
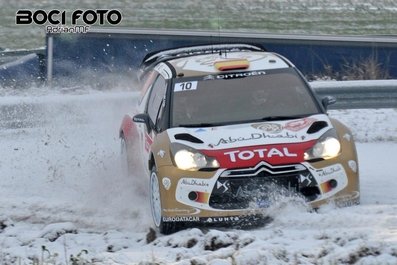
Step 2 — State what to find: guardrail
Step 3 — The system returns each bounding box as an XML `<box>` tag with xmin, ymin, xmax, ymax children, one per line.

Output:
<box><xmin>0</xmin><ymin>48</ymin><xmax>46</xmax><ymax>87</ymax></box>
<box><xmin>0</xmin><ymin>81</ymin><xmax>395</xmax><ymax>131</ymax></box>
<box><xmin>311</xmin><ymin>80</ymin><xmax>397</xmax><ymax>109</ymax></box>
<box><xmin>47</xmin><ymin>28</ymin><xmax>397</xmax><ymax>87</ymax></box>
<box><xmin>1</xmin><ymin>29</ymin><xmax>397</xmax><ymax>88</ymax></box>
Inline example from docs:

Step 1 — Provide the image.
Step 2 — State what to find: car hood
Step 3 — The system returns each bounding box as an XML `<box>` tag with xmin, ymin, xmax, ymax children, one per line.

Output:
<box><xmin>166</xmin><ymin>114</ymin><xmax>333</xmax><ymax>167</ymax></box>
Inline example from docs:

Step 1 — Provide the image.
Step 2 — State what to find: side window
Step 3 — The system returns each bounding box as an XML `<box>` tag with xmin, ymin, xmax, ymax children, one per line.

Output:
<box><xmin>146</xmin><ymin>75</ymin><xmax>167</xmax><ymax>129</ymax></box>
<box><xmin>139</xmin><ymin>71</ymin><xmax>157</xmax><ymax>105</ymax></box>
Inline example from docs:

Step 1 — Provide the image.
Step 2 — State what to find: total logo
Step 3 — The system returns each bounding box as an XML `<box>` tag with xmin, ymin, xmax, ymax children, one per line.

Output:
<box><xmin>224</xmin><ymin>147</ymin><xmax>297</xmax><ymax>162</ymax></box>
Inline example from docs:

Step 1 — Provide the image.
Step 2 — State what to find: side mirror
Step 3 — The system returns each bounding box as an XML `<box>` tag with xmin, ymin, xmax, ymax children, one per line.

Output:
<box><xmin>133</xmin><ymin>113</ymin><xmax>152</xmax><ymax>131</ymax></box>
<box><xmin>321</xmin><ymin>96</ymin><xmax>337</xmax><ymax>110</ymax></box>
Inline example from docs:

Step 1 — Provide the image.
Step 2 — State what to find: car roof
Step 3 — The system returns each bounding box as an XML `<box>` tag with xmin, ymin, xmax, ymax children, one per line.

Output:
<box><xmin>142</xmin><ymin>44</ymin><xmax>264</xmax><ymax>67</ymax></box>
<box><xmin>140</xmin><ymin>44</ymin><xmax>293</xmax><ymax>79</ymax></box>
<box><xmin>167</xmin><ymin>51</ymin><xmax>291</xmax><ymax>78</ymax></box>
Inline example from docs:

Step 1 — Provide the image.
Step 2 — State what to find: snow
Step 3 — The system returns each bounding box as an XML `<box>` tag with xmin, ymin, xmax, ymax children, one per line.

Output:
<box><xmin>329</xmin><ymin>109</ymin><xmax>397</xmax><ymax>142</ymax></box>
<box><xmin>0</xmin><ymin>90</ymin><xmax>396</xmax><ymax>264</ymax></box>
<box><xmin>311</xmin><ymin>79</ymin><xmax>397</xmax><ymax>88</ymax></box>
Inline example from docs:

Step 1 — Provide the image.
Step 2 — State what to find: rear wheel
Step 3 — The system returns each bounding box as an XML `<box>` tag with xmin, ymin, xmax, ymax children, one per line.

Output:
<box><xmin>150</xmin><ymin>166</ymin><xmax>177</xmax><ymax>234</ymax></box>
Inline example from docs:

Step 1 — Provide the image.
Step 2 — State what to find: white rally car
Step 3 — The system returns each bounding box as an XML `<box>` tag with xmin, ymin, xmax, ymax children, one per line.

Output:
<box><xmin>119</xmin><ymin>44</ymin><xmax>360</xmax><ymax>234</ymax></box>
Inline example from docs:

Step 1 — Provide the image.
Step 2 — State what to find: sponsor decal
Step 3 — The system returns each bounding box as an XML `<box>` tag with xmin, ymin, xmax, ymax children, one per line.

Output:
<box><xmin>213</xmin><ymin>132</ymin><xmax>298</xmax><ymax>147</ymax></box>
<box><xmin>203</xmin><ymin>70</ymin><xmax>267</xmax><ymax>81</ymax></box>
<box><xmin>224</xmin><ymin>147</ymin><xmax>297</xmax><ymax>163</ymax></box>
<box><xmin>174</xmin><ymin>81</ymin><xmax>198</xmax><ymax>92</ymax></box>
<box><xmin>285</xmin><ymin>117</ymin><xmax>316</xmax><ymax>132</ymax></box>
<box><xmin>343</xmin><ymin>133</ymin><xmax>352</xmax><ymax>142</ymax></box>
<box><xmin>157</xmin><ymin>150</ymin><xmax>166</xmax><ymax>158</ymax></box>
<box><xmin>202</xmin><ymin>141</ymin><xmax>315</xmax><ymax>168</ymax></box>
<box><xmin>310</xmin><ymin>164</ymin><xmax>348</xmax><ymax>197</ymax></box>
<box><xmin>133</xmin><ymin>116</ymin><xmax>146</xmax><ymax>123</ymax></box>
<box><xmin>181</xmin><ymin>179</ymin><xmax>210</xmax><ymax>187</ymax></box>
<box><xmin>251</xmin><ymin>123</ymin><xmax>283</xmax><ymax>134</ymax></box>
<box><xmin>162</xmin><ymin>216</ymin><xmax>199</xmax><ymax>222</ymax></box>
<box><xmin>205</xmin><ymin>216</ymin><xmax>240</xmax><ymax>223</ymax></box>
<box><xmin>195</xmin><ymin>55</ymin><xmax>219</xmax><ymax>67</ymax></box>
<box><xmin>348</xmin><ymin>160</ymin><xmax>357</xmax><ymax>173</ymax></box>
<box><xmin>195</xmin><ymin>128</ymin><xmax>206</xmax><ymax>133</ymax></box>
<box><xmin>162</xmin><ymin>177</ymin><xmax>171</xmax><ymax>190</ymax></box>
<box><xmin>316</xmin><ymin>164</ymin><xmax>342</xmax><ymax>177</ymax></box>
<box><xmin>213</xmin><ymin>71</ymin><xmax>267</xmax><ymax>79</ymax></box>
<box><xmin>163</xmin><ymin>208</ymin><xmax>201</xmax><ymax>215</ymax></box>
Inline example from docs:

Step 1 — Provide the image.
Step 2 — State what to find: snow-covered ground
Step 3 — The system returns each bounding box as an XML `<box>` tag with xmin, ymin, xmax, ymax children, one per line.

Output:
<box><xmin>0</xmin><ymin>91</ymin><xmax>396</xmax><ymax>264</ymax></box>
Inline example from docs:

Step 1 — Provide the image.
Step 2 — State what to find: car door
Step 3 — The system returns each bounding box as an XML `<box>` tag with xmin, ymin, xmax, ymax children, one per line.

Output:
<box><xmin>142</xmin><ymin>74</ymin><xmax>168</xmax><ymax>161</ymax></box>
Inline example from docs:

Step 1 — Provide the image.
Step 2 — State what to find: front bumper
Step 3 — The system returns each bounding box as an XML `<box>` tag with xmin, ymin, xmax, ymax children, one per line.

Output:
<box><xmin>156</xmin><ymin>157</ymin><xmax>359</xmax><ymax>222</ymax></box>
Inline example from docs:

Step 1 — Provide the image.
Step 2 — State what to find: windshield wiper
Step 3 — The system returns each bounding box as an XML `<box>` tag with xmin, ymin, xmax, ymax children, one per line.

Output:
<box><xmin>176</xmin><ymin>114</ymin><xmax>316</xmax><ymax>128</ymax></box>
<box><xmin>259</xmin><ymin>115</ymin><xmax>307</xmax><ymax>121</ymax></box>
<box><xmin>177</xmin><ymin>123</ymin><xmax>218</xmax><ymax>128</ymax></box>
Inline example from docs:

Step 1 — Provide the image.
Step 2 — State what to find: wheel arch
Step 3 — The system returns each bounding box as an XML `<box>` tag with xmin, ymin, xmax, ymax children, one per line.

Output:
<box><xmin>120</xmin><ymin>114</ymin><xmax>136</xmax><ymax>141</ymax></box>
<box><xmin>149</xmin><ymin>152</ymin><xmax>156</xmax><ymax>171</ymax></box>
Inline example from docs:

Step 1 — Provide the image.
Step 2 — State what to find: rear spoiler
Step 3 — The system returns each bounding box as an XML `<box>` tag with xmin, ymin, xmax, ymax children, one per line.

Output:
<box><xmin>141</xmin><ymin>43</ymin><xmax>266</xmax><ymax>71</ymax></box>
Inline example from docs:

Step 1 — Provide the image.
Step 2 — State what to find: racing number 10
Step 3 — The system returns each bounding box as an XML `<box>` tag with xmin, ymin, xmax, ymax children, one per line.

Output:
<box><xmin>174</xmin><ymin>81</ymin><xmax>198</xmax><ymax>92</ymax></box>
<box><xmin>179</xmin><ymin>82</ymin><xmax>192</xmax><ymax>90</ymax></box>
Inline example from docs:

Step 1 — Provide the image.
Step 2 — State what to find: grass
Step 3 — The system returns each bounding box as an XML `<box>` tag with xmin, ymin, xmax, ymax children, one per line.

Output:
<box><xmin>0</xmin><ymin>246</ymin><xmax>91</xmax><ymax>265</ymax></box>
<box><xmin>1</xmin><ymin>0</ymin><xmax>397</xmax><ymax>49</ymax></box>
<box><xmin>310</xmin><ymin>55</ymin><xmax>390</xmax><ymax>80</ymax></box>
<box><xmin>340</xmin><ymin>56</ymin><xmax>390</xmax><ymax>80</ymax></box>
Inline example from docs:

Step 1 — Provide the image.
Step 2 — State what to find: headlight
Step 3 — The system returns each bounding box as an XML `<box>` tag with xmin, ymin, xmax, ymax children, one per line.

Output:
<box><xmin>171</xmin><ymin>143</ymin><xmax>220</xmax><ymax>171</ymax></box>
<box><xmin>305</xmin><ymin>129</ymin><xmax>341</xmax><ymax>161</ymax></box>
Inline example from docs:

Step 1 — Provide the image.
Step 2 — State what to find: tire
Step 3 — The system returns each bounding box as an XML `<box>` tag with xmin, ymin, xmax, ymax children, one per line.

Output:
<box><xmin>150</xmin><ymin>166</ymin><xmax>177</xmax><ymax>234</ymax></box>
<box><xmin>120</xmin><ymin>136</ymin><xmax>133</xmax><ymax>176</ymax></box>
<box><xmin>120</xmin><ymin>135</ymin><xmax>141</xmax><ymax>176</ymax></box>
<box><xmin>121</xmin><ymin>136</ymin><xmax>149</xmax><ymax>198</ymax></box>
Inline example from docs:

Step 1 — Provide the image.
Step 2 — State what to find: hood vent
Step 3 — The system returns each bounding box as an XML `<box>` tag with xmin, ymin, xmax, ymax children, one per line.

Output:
<box><xmin>174</xmin><ymin>133</ymin><xmax>204</xmax><ymax>144</ymax></box>
<box><xmin>307</xmin><ymin>121</ymin><xmax>328</xmax><ymax>134</ymax></box>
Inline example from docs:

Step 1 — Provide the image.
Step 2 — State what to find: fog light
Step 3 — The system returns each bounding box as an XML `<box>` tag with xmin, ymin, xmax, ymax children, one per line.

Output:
<box><xmin>329</xmin><ymin>179</ymin><xmax>337</xmax><ymax>188</ymax></box>
<box><xmin>321</xmin><ymin>179</ymin><xmax>338</xmax><ymax>193</ymax></box>
<box><xmin>188</xmin><ymin>191</ymin><xmax>198</xmax><ymax>201</ymax></box>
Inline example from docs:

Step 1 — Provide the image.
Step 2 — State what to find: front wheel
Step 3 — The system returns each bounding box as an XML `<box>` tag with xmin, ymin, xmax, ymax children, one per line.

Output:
<box><xmin>121</xmin><ymin>135</ymin><xmax>142</xmax><ymax>176</ymax></box>
<box><xmin>150</xmin><ymin>166</ymin><xmax>177</xmax><ymax>234</ymax></box>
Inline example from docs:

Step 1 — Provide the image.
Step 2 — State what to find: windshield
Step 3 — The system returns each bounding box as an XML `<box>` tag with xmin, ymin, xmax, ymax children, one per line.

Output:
<box><xmin>171</xmin><ymin>68</ymin><xmax>320</xmax><ymax>127</ymax></box>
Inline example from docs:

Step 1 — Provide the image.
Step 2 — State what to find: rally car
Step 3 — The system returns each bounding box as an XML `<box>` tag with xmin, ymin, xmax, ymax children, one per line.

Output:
<box><xmin>119</xmin><ymin>44</ymin><xmax>360</xmax><ymax>234</ymax></box>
